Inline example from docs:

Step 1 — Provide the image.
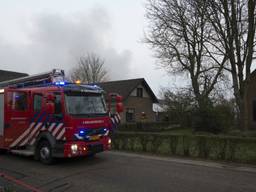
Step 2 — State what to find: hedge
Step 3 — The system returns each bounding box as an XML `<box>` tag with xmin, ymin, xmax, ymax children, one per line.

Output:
<box><xmin>118</xmin><ymin>122</ymin><xmax>177</xmax><ymax>132</ymax></box>
<box><xmin>111</xmin><ymin>132</ymin><xmax>256</xmax><ymax>164</ymax></box>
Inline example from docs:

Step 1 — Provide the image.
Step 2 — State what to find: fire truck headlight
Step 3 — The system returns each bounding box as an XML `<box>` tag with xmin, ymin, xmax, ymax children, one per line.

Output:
<box><xmin>71</xmin><ymin>144</ymin><xmax>78</xmax><ymax>154</ymax></box>
<box><xmin>103</xmin><ymin>128</ymin><xmax>109</xmax><ymax>136</ymax></box>
<box><xmin>108</xmin><ymin>138</ymin><xmax>111</xmax><ymax>145</ymax></box>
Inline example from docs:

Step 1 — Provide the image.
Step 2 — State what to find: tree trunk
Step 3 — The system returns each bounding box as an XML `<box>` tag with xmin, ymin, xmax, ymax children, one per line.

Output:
<box><xmin>238</xmin><ymin>81</ymin><xmax>249</xmax><ymax>131</ymax></box>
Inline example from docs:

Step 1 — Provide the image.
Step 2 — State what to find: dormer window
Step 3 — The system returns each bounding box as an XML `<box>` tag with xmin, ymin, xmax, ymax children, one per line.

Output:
<box><xmin>137</xmin><ymin>88</ymin><xmax>143</xmax><ymax>97</ymax></box>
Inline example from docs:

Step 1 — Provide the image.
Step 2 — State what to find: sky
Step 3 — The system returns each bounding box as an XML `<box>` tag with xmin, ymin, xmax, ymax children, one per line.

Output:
<box><xmin>0</xmin><ymin>0</ymin><xmax>186</xmax><ymax>96</ymax></box>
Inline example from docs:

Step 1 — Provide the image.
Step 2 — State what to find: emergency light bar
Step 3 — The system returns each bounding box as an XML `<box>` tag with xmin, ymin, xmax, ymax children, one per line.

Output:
<box><xmin>55</xmin><ymin>81</ymin><xmax>66</xmax><ymax>86</ymax></box>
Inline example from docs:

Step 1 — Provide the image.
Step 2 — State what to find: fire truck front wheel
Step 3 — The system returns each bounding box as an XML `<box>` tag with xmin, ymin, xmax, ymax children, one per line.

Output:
<box><xmin>37</xmin><ymin>140</ymin><xmax>54</xmax><ymax>164</ymax></box>
<box><xmin>0</xmin><ymin>149</ymin><xmax>7</xmax><ymax>154</ymax></box>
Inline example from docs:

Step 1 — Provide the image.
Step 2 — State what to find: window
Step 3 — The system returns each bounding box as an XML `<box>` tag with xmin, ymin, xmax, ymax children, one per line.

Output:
<box><xmin>137</xmin><ymin>88</ymin><xmax>143</xmax><ymax>97</ymax></box>
<box><xmin>65</xmin><ymin>92</ymin><xmax>106</xmax><ymax>115</ymax></box>
<box><xmin>126</xmin><ymin>108</ymin><xmax>135</xmax><ymax>122</ymax></box>
<box><xmin>7</xmin><ymin>92</ymin><xmax>28</xmax><ymax>111</ymax></box>
<box><xmin>253</xmin><ymin>100</ymin><xmax>256</xmax><ymax>122</ymax></box>
<box><xmin>54</xmin><ymin>93</ymin><xmax>62</xmax><ymax>114</ymax></box>
<box><xmin>33</xmin><ymin>94</ymin><xmax>43</xmax><ymax>112</ymax></box>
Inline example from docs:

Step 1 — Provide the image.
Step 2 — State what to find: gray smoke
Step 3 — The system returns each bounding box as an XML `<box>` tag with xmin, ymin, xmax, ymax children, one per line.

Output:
<box><xmin>0</xmin><ymin>7</ymin><xmax>132</xmax><ymax>80</ymax></box>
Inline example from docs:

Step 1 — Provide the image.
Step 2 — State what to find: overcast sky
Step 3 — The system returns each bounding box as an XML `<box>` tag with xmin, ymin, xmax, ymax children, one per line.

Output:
<box><xmin>0</xmin><ymin>0</ymin><xmax>187</xmax><ymax>96</ymax></box>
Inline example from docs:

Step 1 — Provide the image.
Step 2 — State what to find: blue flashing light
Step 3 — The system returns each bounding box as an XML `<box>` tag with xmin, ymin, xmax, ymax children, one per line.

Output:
<box><xmin>89</xmin><ymin>84</ymin><xmax>100</xmax><ymax>89</ymax></box>
<box><xmin>78</xmin><ymin>128</ymin><xmax>108</xmax><ymax>138</ymax></box>
<box><xmin>79</xmin><ymin>129</ymin><xmax>86</xmax><ymax>137</ymax></box>
<box><xmin>55</xmin><ymin>81</ymin><xmax>66</xmax><ymax>86</ymax></box>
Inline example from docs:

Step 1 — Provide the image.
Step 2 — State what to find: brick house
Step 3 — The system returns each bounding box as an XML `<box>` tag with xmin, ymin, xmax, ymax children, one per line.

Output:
<box><xmin>97</xmin><ymin>78</ymin><xmax>158</xmax><ymax>123</ymax></box>
<box><xmin>244</xmin><ymin>70</ymin><xmax>256</xmax><ymax>129</ymax></box>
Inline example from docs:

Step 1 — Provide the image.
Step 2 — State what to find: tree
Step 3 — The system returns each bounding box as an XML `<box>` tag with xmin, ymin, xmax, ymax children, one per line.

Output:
<box><xmin>161</xmin><ymin>87</ymin><xmax>235</xmax><ymax>133</ymax></box>
<box><xmin>162</xmin><ymin>88</ymin><xmax>195</xmax><ymax>126</ymax></box>
<box><xmin>145</xmin><ymin>0</ymin><xmax>227</xmax><ymax>112</ymax></box>
<box><xmin>70</xmin><ymin>53</ymin><xmax>108</xmax><ymax>83</ymax></box>
<box><xmin>206</xmin><ymin>0</ymin><xmax>256</xmax><ymax>130</ymax></box>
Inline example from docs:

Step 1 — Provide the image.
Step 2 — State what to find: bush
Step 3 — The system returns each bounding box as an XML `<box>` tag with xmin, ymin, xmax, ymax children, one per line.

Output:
<box><xmin>118</xmin><ymin>122</ymin><xmax>172</xmax><ymax>132</ymax></box>
<box><xmin>192</xmin><ymin>103</ymin><xmax>235</xmax><ymax>134</ymax></box>
<box><xmin>160</xmin><ymin>89</ymin><xmax>236</xmax><ymax>133</ymax></box>
<box><xmin>161</xmin><ymin>89</ymin><xmax>195</xmax><ymax>127</ymax></box>
<box><xmin>112</xmin><ymin>132</ymin><xmax>256</xmax><ymax>164</ymax></box>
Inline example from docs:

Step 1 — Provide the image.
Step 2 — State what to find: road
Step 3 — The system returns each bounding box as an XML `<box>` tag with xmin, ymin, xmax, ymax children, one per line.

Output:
<box><xmin>0</xmin><ymin>151</ymin><xmax>256</xmax><ymax>192</ymax></box>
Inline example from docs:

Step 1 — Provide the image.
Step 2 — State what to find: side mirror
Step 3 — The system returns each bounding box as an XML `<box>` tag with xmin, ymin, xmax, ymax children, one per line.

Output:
<box><xmin>46</xmin><ymin>102</ymin><xmax>55</xmax><ymax>114</ymax></box>
<box><xmin>116</xmin><ymin>102</ymin><xmax>124</xmax><ymax>113</ymax></box>
<box><xmin>108</xmin><ymin>93</ymin><xmax>124</xmax><ymax>113</ymax></box>
<box><xmin>115</xmin><ymin>95</ymin><xmax>123</xmax><ymax>103</ymax></box>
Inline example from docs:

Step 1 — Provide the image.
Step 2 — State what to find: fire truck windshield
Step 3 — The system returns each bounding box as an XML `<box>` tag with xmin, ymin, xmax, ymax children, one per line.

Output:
<box><xmin>65</xmin><ymin>92</ymin><xmax>107</xmax><ymax>116</ymax></box>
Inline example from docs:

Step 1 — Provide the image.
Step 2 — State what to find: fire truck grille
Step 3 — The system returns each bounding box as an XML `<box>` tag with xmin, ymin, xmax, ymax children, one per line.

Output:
<box><xmin>74</xmin><ymin>127</ymin><xmax>108</xmax><ymax>141</ymax></box>
<box><xmin>88</xmin><ymin>144</ymin><xmax>103</xmax><ymax>153</ymax></box>
<box><xmin>83</xmin><ymin>128</ymin><xmax>107</xmax><ymax>136</ymax></box>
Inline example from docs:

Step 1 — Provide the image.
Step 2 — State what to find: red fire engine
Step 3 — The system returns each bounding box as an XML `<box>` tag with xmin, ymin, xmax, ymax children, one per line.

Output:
<box><xmin>0</xmin><ymin>69</ymin><xmax>123</xmax><ymax>164</ymax></box>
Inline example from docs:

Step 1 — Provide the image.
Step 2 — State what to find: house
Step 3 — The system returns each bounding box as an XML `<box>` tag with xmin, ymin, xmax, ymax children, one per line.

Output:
<box><xmin>0</xmin><ymin>70</ymin><xmax>28</xmax><ymax>82</ymax></box>
<box><xmin>96</xmin><ymin>78</ymin><xmax>158</xmax><ymax>123</ymax></box>
<box><xmin>244</xmin><ymin>69</ymin><xmax>256</xmax><ymax>129</ymax></box>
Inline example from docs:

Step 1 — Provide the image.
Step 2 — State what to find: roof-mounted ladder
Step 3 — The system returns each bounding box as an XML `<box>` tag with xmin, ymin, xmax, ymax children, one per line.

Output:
<box><xmin>0</xmin><ymin>69</ymin><xmax>65</xmax><ymax>88</ymax></box>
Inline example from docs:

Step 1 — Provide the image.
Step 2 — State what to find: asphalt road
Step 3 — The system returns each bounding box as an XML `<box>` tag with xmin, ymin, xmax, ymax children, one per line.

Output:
<box><xmin>0</xmin><ymin>151</ymin><xmax>256</xmax><ymax>192</ymax></box>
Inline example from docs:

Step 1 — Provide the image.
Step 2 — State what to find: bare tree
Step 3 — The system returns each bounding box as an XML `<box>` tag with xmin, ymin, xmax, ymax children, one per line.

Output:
<box><xmin>206</xmin><ymin>0</ymin><xmax>256</xmax><ymax>130</ymax></box>
<box><xmin>70</xmin><ymin>53</ymin><xmax>108</xmax><ymax>83</ymax></box>
<box><xmin>161</xmin><ymin>87</ymin><xmax>195</xmax><ymax>126</ymax></box>
<box><xmin>145</xmin><ymin>0</ymin><xmax>227</xmax><ymax>111</ymax></box>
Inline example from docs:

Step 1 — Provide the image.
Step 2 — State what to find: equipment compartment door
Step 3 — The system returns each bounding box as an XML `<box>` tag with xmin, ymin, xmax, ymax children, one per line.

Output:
<box><xmin>4</xmin><ymin>90</ymin><xmax>30</xmax><ymax>148</ymax></box>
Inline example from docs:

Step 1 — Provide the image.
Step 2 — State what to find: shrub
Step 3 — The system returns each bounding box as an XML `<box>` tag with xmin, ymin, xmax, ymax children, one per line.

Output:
<box><xmin>192</xmin><ymin>102</ymin><xmax>235</xmax><ymax>134</ymax></box>
<box><xmin>118</xmin><ymin>122</ymin><xmax>171</xmax><ymax>132</ymax></box>
<box><xmin>112</xmin><ymin>132</ymin><xmax>256</xmax><ymax>164</ymax></box>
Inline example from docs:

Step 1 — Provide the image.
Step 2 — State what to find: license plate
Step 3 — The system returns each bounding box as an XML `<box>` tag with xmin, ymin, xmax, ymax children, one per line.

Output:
<box><xmin>89</xmin><ymin>135</ymin><xmax>100</xmax><ymax>141</ymax></box>
<box><xmin>88</xmin><ymin>144</ymin><xmax>103</xmax><ymax>153</ymax></box>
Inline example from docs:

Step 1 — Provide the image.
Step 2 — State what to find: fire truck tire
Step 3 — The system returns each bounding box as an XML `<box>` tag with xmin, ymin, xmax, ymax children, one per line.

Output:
<box><xmin>37</xmin><ymin>140</ymin><xmax>54</xmax><ymax>164</ymax></box>
<box><xmin>0</xmin><ymin>149</ymin><xmax>7</xmax><ymax>154</ymax></box>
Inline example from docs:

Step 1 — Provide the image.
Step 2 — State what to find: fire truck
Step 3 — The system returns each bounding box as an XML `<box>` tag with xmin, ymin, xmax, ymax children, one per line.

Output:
<box><xmin>0</xmin><ymin>69</ymin><xmax>123</xmax><ymax>164</ymax></box>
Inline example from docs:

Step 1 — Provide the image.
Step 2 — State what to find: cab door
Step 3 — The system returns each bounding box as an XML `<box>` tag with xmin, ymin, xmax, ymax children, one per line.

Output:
<box><xmin>4</xmin><ymin>90</ymin><xmax>30</xmax><ymax>148</ymax></box>
<box><xmin>27</xmin><ymin>92</ymin><xmax>45</xmax><ymax>145</ymax></box>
